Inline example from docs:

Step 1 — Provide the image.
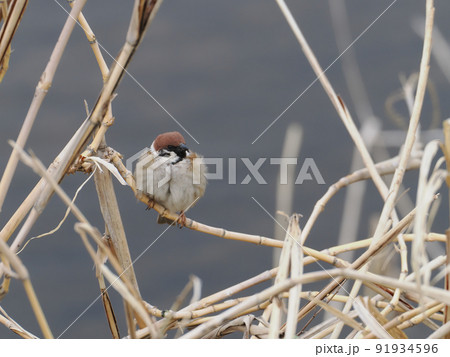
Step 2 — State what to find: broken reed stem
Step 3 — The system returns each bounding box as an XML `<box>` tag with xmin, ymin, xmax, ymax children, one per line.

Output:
<box><xmin>0</xmin><ymin>0</ymin><xmax>87</xmax><ymax>211</ymax></box>
<box><xmin>94</xmin><ymin>144</ymin><xmax>145</xmax><ymax>332</ymax></box>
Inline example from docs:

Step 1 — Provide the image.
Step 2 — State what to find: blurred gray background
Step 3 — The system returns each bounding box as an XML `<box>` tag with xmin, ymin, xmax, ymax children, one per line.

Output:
<box><xmin>1</xmin><ymin>0</ymin><xmax>450</xmax><ymax>338</ymax></box>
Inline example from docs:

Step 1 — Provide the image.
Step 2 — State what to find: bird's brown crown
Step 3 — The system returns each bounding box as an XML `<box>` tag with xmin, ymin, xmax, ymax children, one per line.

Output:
<box><xmin>153</xmin><ymin>131</ymin><xmax>186</xmax><ymax>151</ymax></box>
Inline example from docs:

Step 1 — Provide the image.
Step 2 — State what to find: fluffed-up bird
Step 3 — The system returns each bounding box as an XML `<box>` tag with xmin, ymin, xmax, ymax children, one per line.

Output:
<box><xmin>135</xmin><ymin>131</ymin><xmax>207</xmax><ymax>225</ymax></box>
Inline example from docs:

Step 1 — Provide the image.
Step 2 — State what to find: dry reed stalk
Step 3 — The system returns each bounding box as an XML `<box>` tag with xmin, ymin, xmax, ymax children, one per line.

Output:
<box><xmin>51</xmin><ymin>5</ymin><xmax>136</xmax><ymax>334</ymax></box>
<box><xmin>374</xmin><ymin>78</ymin><xmax>425</xmax><ymax>319</ymax></box>
<box><xmin>339</xmin><ymin>0</ymin><xmax>434</xmax><ymax>335</ymax></box>
<box><xmin>13</xmin><ymin>144</ymin><xmax>158</xmax><ymax>337</ymax></box>
<box><xmin>1</xmin><ymin>0</ymin><xmax>447</xmax><ymax>341</ymax></box>
<box><xmin>0</xmin><ymin>0</ymin><xmax>87</xmax><ymax>211</ymax></box>
<box><xmin>175</xmin><ymin>268</ymin><xmax>277</xmax><ymax>317</ymax></box>
<box><xmin>285</xmin><ymin>216</ymin><xmax>303</xmax><ymax>338</ymax></box>
<box><xmin>300</xmin><ymin>155</ymin><xmax>421</xmax><ymax>246</ymax></box>
<box><xmin>445</xmin><ymin>230</ymin><xmax>450</xmax><ymax>338</ymax></box>
<box><xmin>75</xmin><ymin>222</ymin><xmax>159</xmax><ymax>338</ymax></box>
<box><xmin>95</xmin><ymin>242</ymin><xmax>121</xmax><ymax>339</ymax></box>
<box><xmin>94</xmin><ymin>144</ymin><xmax>145</xmax><ymax>332</ymax></box>
<box><xmin>442</xmin><ymin>118</ymin><xmax>450</xmax><ymax>337</ymax></box>
<box><xmin>412</xmin><ymin>141</ymin><xmax>446</xmax><ymax>297</ymax></box>
<box><xmin>370</xmin><ymin>0</ymin><xmax>434</xmax><ymax>243</ymax></box>
<box><xmin>65</xmin><ymin>0</ymin><xmax>116</xmax><ymax>160</ymax></box>
<box><xmin>110</xmin><ymin>151</ymin><xmax>284</xmax><ymax>248</ymax></box>
<box><xmin>0</xmin><ymin>239</ymin><xmax>52</xmax><ymax>338</ymax></box>
<box><xmin>0</xmin><ymin>247</ymin><xmax>11</xmax><ymax>298</ymax></box>
<box><xmin>151</xmin><ymin>256</ymin><xmax>439</xmax><ymax>330</ymax></box>
<box><xmin>300</xmin><ymin>309</ymin><xmax>359</xmax><ymax>339</ymax></box>
<box><xmin>180</xmin><ymin>269</ymin><xmax>343</xmax><ymax>339</ymax></box>
<box><xmin>429</xmin><ymin>321</ymin><xmax>450</xmax><ymax>339</ymax></box>
<box><xmin>0</xmin><ymin>0</ymin><xmax>27</xmax><ymax>83</ymax></box>
<box><xmin>0</xmin><ymin>306</ymin><xmax>37</xmax><ymax>339</ymax></box>
<box><xmin>329</xmin><ymin>0</ymin><xmax>389</xmax><ymax>276</ymax></box>
<box><xmin>273</xmin><ymin>123</ymin><xmax>303</xmax><ymax>265</ymax></box>
<box><xmin>66</xmin><ymin>0</ymin><xmax>109</xmax><ymax>80</ymax></box>
<box><xmin>111</xmin><ymin>148</ymin><xmax>423</xmax><ymax>258</ymax></box>
<box><xmin>135</xmin><ymin>224</ymin><xmax>448</xmax><ymax>337</ymax></box>
<box><xmin>318</xmin><ymin>233</ymin><xmax>445</xmax><ymax>263</ymax></box>
<box><xmin>138</xmin><ymin>258</ymin><xmax>446</xmax><ymax>336</ymax></box>
<box><xmin>304</xmin><ymin>267</ymin><xmax>449</xmax><ymax>338</ymax></box>
<box><xmin>268</xmin><ymin>215</ymin><xmax>296</xmax><ymax>338</ymax></box>
<box><xmin>339</xmin><ymin>269</ymin><xmax>450</xmax><ymax>311</ymax></box>
<box><xmin>275</xmin><ymin>0</ymin><xmax>396</xmax><ymax>216</ymax></box>
<box><xmin>200</xmin><ymin>315</ymin><xmax>267</xmax><ymax>339</ymax></box>
<box><xmin>150</xmin><ymin>295</ymin><xmax>260</xmax><ymax>324</ymax></box>
<box><xmin>354</xmin><ymin>297</ymin><xmax>402</xmax><ymax>338</ymax></box>
<box><xmin>397</xmin><ymin>303</ymin><xmax>443</xmax><ymax>330</ymax></box>
<box><xmin>0</xmin><ymin>0</ymin><xmax>162</xmax><ymax>256</ymax></box>
<box><xmin>294</xmin><ymin>208</ymin><xmax>416</xmax><ymax>326</ymax></box>
<box><xmin>75</xmin><ymin>223</ymin><xmax>158</xmax><ymax>337</ymax></box>
<box><xmin>159</xmin><ymin>276</ymin><xmax>203</xmax><ymax>337</ymax></box>
<box><xmin>365</xmin><ymin>300</ymin><xmax>443</xmax><ymax>339</ymax></box>
<box><xmin>275</xmin><ymin>1</ymin><xmax>432</xmax><ymax>338</ymax></box>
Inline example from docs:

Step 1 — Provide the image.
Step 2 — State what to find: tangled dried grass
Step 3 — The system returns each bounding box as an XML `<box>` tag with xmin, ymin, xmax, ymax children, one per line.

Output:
<box><xmin>1</xmin><ymin>0</ymin><xmax>449</xmax><ymax>339</ymax></box>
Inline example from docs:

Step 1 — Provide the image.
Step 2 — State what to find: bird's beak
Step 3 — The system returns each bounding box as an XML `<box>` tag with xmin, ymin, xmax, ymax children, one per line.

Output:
<box><xmin>179</xmin><ymin>143</ymin><xmax>188</xmax><ymax>152</ymax></box>
<box><xmin>176</xmin><ymin>143</ymin><xmax>189</xmax><ymax>159</ymax></box>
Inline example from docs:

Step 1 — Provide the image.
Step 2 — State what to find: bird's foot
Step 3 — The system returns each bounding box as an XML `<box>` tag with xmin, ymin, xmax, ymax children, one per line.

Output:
<box><xmin>144</xmin><ymin>195</ymin><xmax>155</xmax><ymax>211</ymax></box>
<box><xmin>176</xmin><ymin>211</ymin><xmax>187</xmax><ymax>228</ymax></box>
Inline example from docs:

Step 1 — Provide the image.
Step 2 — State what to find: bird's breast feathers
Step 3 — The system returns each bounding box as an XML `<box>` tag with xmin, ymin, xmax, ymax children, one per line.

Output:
<box><xmin>135</xmin><ymin>150</ymin><xmax>207</xmax><ymax>213</ymax></box>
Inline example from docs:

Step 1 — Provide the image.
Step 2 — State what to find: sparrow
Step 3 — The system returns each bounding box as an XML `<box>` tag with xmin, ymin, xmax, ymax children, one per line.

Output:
<box><xmin>135</xmin><ymin>131</ymin><xmax>207</xmax><ymax>226</ymax></box>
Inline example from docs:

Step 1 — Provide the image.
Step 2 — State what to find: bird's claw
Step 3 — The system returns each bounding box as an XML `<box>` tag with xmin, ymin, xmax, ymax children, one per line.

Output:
<box><xmin>144</xmin><ymin>194</ymin><xmax>155</xmax><ymax>211</ymax></box>
<box><xmin>176</xmin><ymin>211</ymin><xmax>187</xmax><ymax>228</ymax></box>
